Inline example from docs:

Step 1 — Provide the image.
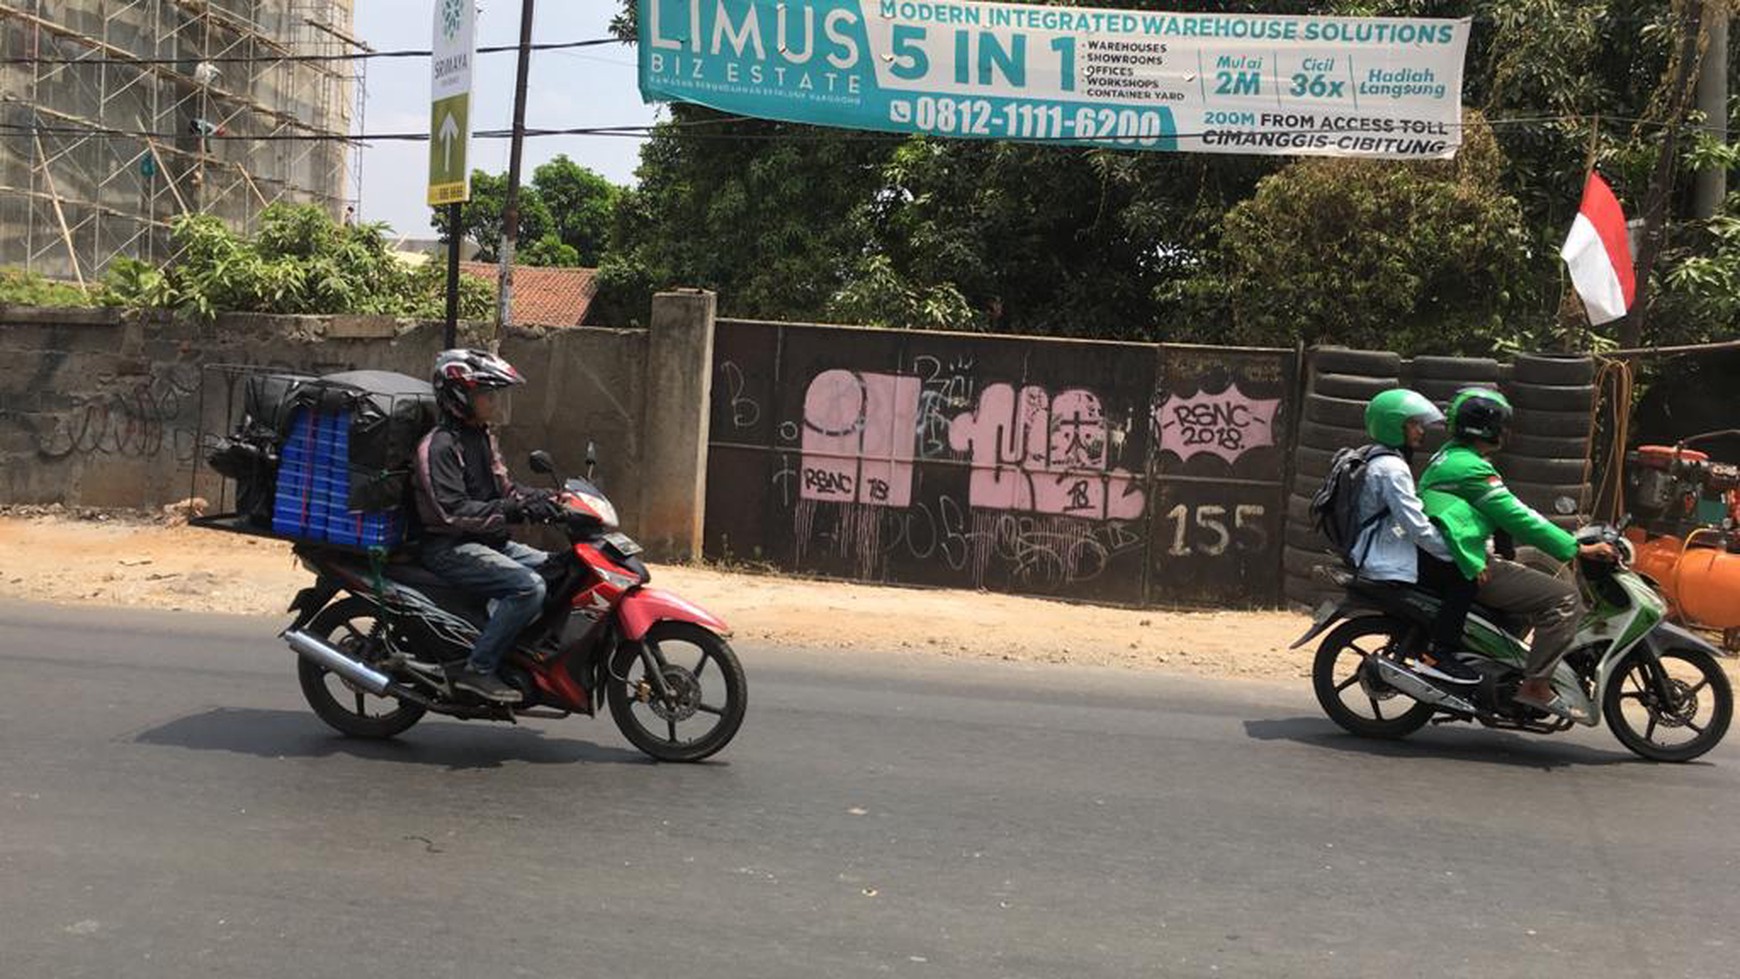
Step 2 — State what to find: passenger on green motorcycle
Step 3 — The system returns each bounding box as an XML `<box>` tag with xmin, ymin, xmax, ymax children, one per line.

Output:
<box><xmin>1419</xmin><ymin>389</ymin><xmax>1617</xmax><ymax>720</ymax></box>
<box><xmin>1352</xmin><ymin>389</ymin><xmax>1482</xmax><ymax>686</ymax></box>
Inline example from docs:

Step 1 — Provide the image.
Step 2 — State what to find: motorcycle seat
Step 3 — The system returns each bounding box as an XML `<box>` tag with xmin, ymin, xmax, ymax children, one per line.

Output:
<box><xmin>380</xmin><ymin>561</ymin><xmax>456</xmax><ymax>592</ymax></box>
<box><xmin>1347</xmin><ymin>578</ymin><xmax>1529</xmax><ymax>638</ymax></box>
<box><xmin>309</xmin><ymin>552</ymin><xmax>484</xmax><ymax>616</ymax></box>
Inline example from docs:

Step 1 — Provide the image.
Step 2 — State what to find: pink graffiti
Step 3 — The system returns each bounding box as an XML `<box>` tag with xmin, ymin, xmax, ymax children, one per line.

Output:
<box><xmin>1155</xmin><ymin>383</ymin><xmax>1281</xmax><ymax>464</ymax></box>
<box><xmin>800</xmin><ymin>369</ymin><xmax>921</xmax><ymax>507</ymax></box>
<box><xmin>947</xmin><ymin>384</ymin><xmax>1145</xmax><ymax>521</ymax></box>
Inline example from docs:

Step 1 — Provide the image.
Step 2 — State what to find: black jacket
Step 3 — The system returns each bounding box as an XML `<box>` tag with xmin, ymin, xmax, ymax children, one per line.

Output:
<box><xmin>412</xmin><ymin>423</ymin><xmax>528</xmax><ymax>544</ymax></box>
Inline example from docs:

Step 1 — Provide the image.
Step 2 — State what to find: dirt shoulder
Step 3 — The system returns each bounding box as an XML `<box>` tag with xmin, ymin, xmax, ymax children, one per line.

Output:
<box><xmin>0</xmin><ymin>513</ymin><xmax>1313</xmax><ymax>683</ymax></box>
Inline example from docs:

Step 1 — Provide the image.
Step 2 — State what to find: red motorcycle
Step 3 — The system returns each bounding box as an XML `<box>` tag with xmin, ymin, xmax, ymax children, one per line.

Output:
<box><xmin>281</xmin><ymin>448</ymin><xmax>746</xmax><ymax>762</ymax></box>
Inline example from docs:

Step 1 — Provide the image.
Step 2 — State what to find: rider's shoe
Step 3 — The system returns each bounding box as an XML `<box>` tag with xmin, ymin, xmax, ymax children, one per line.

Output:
<box><xmin>1411</xmin><ymin>648</ymin><xmax>1481</xmax><ymax>686</ymax></box>
<box><xmin>450</xmin><ymin>667</ymin><xmax>523</xmax><ymax>704</ymax></box>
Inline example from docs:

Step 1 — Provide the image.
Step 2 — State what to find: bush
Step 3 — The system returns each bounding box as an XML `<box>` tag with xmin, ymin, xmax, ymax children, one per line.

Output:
<box><xmin>101</xmin><ymin>204</ymin><xmax>498</xmax><ymax>321</ymax></box>
<box><xmin>0</xmin><ymin>268</ymin><xmax>94</xmax><ymax>307</ymax></box>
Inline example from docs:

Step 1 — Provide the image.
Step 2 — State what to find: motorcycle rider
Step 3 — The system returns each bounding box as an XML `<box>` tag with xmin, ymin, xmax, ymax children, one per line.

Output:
<box><xmin>413</xmin><ymin>349</ymin><xmax>563</xmax><ymax>704</ymax></box>
<box><xmin>1420</xmin><ymin>389</ymin><xmax>1615</xmax><ymax>720</ymax></box>
<box><xmin>1350</xmin><ymin>389</ymin><xmax>1482</xmax><ymax>685</ymax></box>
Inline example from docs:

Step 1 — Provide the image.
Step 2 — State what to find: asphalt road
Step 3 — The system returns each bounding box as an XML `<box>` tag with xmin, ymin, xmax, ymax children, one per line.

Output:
<box><xmin>2</xmin><ymin>598</ymin><xmax>1736</xmax><ymax>979</ymax></box>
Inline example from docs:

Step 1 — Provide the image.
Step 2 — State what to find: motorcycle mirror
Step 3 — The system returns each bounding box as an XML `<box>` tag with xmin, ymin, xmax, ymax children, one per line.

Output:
<box><xmin>1553</xmin><ymin>495</ymin><xmax>1579</xmax><ymax>515</ymax></box>
<box><xmin>528</xmin><ymin>450</ymin><xmax>556</xmax><ymax>475</ymax></box>
<box><xmin>585</xmin><ymin>441</ymin><xmax>598</xmax><ymax>480</ymax></box>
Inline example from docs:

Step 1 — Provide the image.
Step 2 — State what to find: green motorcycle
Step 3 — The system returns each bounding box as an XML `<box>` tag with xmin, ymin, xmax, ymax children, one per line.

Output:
<box><xmin>1296</xmin><ymin>524</ymin><xmax>1734</xmax><ymax>762</ymax></box>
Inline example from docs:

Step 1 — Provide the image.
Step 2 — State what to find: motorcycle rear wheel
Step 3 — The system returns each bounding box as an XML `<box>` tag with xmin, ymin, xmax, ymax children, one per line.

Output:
<box><xmin>298</xmin><ymin>597</ymin><xmax>427</xmax><ymax>740</ymax></box>
<box><xmin>1603</xmin><ymin>645</ymin><xmax>1732</xmax><ymax>763</ymax></box>
<box><xmin>608</xmin><ymin>622</ymin><xmax>746</xmax><ymax>762</ymax></box>
<box><xmin>1312</xmin><ymin>616</ymin><xmax>1435</xmax><ymax>739</ymax></box>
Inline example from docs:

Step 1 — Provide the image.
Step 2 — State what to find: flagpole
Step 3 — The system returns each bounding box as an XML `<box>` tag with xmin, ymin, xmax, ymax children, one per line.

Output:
<box><xmin>1554</xmin><ymin>117</ymin><xmax>1602</xmax><ymax>351</ymax></box>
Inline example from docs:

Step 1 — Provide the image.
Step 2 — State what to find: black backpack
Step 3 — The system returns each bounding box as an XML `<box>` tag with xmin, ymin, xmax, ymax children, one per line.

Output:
<box><xmin>1310</xmin><ymin>444</ymin><xmax>1399</xmax><ymax>569</ymax></box>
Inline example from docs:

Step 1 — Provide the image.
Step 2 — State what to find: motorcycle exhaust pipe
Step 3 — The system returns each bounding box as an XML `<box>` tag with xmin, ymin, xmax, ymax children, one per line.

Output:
<box><xmin>283</xmin><ymin>629</ymin><xmax>392</xmax><ymax>696</ymax></box>
<box><xmin>1367</xmin><ymin>657</ymin><xmax>1478</xmax><ymax>715</ymax></box>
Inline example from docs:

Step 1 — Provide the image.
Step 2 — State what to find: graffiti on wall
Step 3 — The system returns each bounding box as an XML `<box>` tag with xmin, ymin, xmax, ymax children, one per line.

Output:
<box><xmin>707</xmin><ymin>323</ymin><xmax>1295</xmax><ymax>605</ymax></box>
<box><xmin>1154</xmin><ymin>383</ymin><xmax>1282</xmax><ymax>464</ymax></box>
<box><xmin>782</xmin><ymin>369</ymin><xmax>1281</xmax><ymax>596</ymax></box>
<box><xmin>30</xmin><ymin>366</ymin><xmax>202</xmax><ymax>462</ymax></box>
<box><xmin>800</xmin><ymin>369</ymin><xmax>921</xmax><ymax>508</ymax></box>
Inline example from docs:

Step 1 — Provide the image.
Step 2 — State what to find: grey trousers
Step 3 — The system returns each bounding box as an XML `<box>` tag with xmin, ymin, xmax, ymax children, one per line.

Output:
<box><xmin>1475</xmin><ymin>559</ymin><xmax>1584</xmax><ymax>679</ymax></box>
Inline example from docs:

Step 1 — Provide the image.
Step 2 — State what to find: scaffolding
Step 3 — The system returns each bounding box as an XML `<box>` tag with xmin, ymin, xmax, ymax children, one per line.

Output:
<box><xmin>0</xmin><ymin>0</ymin><xmax>361</xmax><ymax>284</ymax></box>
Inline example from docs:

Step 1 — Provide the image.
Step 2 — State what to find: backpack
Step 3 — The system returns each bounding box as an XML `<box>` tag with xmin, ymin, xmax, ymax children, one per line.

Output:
<box><xmin>1310</xmin><ymin>444</ymin><xmax>1399</xmax><ymax>569</ymax></box>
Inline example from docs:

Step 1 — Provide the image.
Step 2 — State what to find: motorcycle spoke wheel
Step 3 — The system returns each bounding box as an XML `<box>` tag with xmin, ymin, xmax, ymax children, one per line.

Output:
<box><xmin>297</xmin><ymin>597</ymin><xmax>426</xmax><ymax>740</ymax></box>
<box><xmin>1603</xmin><ymin>647</ymin><xmax>1732</xmax><ymax>762</ymax></box>
<box><xmin>1311</xmin><ymin>616</ymin><xmax>1434</xmax><ymax>739</ymax></box>
<box><xmin>607</xmin><ymin>623</ymin><xmax>746</xmax><ymax>763</ymax></box>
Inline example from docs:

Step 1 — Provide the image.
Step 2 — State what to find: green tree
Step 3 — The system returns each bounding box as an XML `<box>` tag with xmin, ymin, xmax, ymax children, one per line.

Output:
<box><xmin>591</xmin><ymin>108</ymin><xmax>897</xmax><ymax>326</ymax></box>
<box><xmin>433</xmin><ymin>158</ymin><xmax>621</xmax><ymax>267</ymax></box>
<box><xmin>432</xmin><ymin>170</ymin><xmax>553</xmax><ymax>265</ymax></box>
<box><xmin>1172</xmin><ymin>115</ymin><xmax>1533</xmax><ymax>353</ymax></box>
<box><xmin>532</xmin><ymin>154</ymin><xmax>619</xmax><ymax>266</ymax></box>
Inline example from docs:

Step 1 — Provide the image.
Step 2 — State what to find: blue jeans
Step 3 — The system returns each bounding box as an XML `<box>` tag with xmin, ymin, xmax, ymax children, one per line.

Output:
<box><xmin>420</xmin><ymin>538</ymin><xmax>549</xmax><ymax>674</ymax></box>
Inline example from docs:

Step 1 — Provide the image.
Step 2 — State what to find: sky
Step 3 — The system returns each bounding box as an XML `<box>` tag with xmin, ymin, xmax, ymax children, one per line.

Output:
<box><xmin>351</xmin><ymin>2</ymin><xmax>656</xmax><ymax>238</ymax></box>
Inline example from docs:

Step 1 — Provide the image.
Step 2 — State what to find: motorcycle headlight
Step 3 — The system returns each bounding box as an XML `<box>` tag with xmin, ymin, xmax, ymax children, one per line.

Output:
<box><xmin>578</xmin><ymin>492</ymin><xmax>619</xmax><ymax>530</ymax></box>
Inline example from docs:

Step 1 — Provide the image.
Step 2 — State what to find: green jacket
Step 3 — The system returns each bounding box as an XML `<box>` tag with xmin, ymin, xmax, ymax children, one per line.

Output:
<box><xmin>1419</xmin><ymin>442</ymin><xmax>1579</xmax><ymax>578</ymax></box>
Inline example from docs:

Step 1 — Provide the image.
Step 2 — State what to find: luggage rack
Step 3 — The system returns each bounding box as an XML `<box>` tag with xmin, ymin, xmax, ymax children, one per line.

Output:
<box><xmin>185</xmin><ymin>513</ymin><xmax>417</xmax><ymax>557</ymax></box>
<box><xmin>187</xmin><ymin>363</ymin><xmax>435</xmax><ymax>553</ymax></box>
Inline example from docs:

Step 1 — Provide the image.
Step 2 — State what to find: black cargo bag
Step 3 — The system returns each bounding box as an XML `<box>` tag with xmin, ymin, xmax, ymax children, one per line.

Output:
<box><xmin>312</xmin><ymin>370</ymin><xmax>439</xmax><ymax>512</ymax></box>
<box><xmin>205</xmin><ymin>371</ymin><xmax>317</xmax><ymax>526</ymax></box>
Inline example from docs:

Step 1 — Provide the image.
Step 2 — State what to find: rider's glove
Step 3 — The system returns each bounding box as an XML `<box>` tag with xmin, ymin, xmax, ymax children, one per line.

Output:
<box><xmin>521</xmin><ymin>495</ymin><xmax>566</xmax><ymax>524</ymax></box>
<box><xmin>499</xmin><ymin>496</ymin><xmax>525</xmax><ymax>523</ymax></box>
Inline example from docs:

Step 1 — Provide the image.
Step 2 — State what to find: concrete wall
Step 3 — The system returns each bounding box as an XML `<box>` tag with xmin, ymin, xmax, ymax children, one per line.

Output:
<box><xmin>0</xmin><ymin>299</ymin><xmax>712</xmax><ymax>558</ymax></box>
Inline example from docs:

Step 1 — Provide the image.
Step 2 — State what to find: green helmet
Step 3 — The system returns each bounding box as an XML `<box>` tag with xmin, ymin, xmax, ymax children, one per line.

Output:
<box><xmin>1364</xmin><ymin>388</ymin><xmax>1444</xmax><ymax>447</ymax></box>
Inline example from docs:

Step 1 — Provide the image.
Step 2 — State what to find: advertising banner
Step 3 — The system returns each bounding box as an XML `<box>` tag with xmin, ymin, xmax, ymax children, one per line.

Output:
<box><xmin>639</xmin><ymin>1</ymin><xmax>1471</xmax><ymax>159</ymax></box>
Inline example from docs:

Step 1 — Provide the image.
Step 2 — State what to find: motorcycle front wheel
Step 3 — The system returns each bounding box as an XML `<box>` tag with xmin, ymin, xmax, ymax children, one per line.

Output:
<box><xmin>298</xmin><ymin>597</ymin><xmax>427</xmax><ymax>740</ymax></box>
<box><xmin>1603</xmin><ymin>645</ymin><xmax>1732</xmax><ymax>763</ymax></box>
<box><xmin>607</xmin><ymin>622</ymin><xmax>746</xmax><ymax>762</ymax></box>
<box><xmin>1312</xmin><ymin>615</ymin><xmax>1435</xmax><ymax>739</ymax></box>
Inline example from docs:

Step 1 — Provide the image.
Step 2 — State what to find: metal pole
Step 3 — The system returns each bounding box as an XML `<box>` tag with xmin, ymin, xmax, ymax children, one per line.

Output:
<box><xmin>444</xmin><ymin>201</ymin><xmax>462</xmax><ymax>349</ymax></box>
<box><xmin>494</xmin><ymin>0</ymin><xmax>536</xmax><ymax>349</ymax></box>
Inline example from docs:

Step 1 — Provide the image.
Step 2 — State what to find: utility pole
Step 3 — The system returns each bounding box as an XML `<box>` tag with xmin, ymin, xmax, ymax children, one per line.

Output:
<box><xmin>1695</xmin><ymin>0</ymin><xmax>1730</xmax><ymax>220</ymax></box>
<box><xmin>494</xmin><ymin>0</ymin><xmax>536</xmax><ymax>350</ymax></box>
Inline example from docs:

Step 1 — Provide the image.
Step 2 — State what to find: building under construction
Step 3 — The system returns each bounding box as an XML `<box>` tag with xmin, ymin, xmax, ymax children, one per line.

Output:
<box><xmin>0</xmin><ymin>1</ymin><xmax>360</xmax><ymax>286</ymax></box>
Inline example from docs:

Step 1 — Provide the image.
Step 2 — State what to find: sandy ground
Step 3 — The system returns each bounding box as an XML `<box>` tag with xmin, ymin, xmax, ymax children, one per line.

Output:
<box><xmin>0</xmin><ymin>511</ymin><xmax>1315</xmax><ymax>682</ymax></box>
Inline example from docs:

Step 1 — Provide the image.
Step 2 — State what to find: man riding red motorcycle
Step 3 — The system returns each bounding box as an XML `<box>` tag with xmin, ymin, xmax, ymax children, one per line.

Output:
<box><xmin>412</xmin><ymin>349</ymin><xmax>563</xmax><ymax>704</ymax></box>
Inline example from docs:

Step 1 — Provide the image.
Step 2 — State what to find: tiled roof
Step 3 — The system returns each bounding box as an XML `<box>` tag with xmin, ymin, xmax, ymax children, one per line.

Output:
<box><xmin>457</xmin><ymin>262</ymin><xmax>598</xmax><ymax>326</ymax></box>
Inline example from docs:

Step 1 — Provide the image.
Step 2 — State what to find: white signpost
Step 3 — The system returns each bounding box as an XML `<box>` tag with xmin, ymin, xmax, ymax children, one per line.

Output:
<box><xmin>428</xmin><ymin>0</ymin><xmax>475</xmax><ymax>205</ymax></box>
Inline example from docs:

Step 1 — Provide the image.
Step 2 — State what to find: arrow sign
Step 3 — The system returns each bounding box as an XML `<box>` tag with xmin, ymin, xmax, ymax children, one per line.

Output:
<box><xmin>427</xmin><ymin>93</ymin><xmax>470</xmax><ymax>204</ymax></box>
<box><xmin>439</xmin><ymin>112</ymin><xmax>460</xmax><ymax>170</ymax></box>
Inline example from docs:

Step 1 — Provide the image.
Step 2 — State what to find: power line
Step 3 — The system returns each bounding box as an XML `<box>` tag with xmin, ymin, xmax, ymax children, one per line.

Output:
<box><xmin>0</xmin><ymin>38</ymin><xmax>618</xmax><ymax>67</ymax></box>
<box><xmin>0</xmin><ymin>113</ymin><xmax>1721</xmax><ymax>147</ymax></box>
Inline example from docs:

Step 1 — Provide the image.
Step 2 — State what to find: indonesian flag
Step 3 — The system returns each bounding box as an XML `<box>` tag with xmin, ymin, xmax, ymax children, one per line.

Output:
<box><xmin>1560</xmin><ymin>171</ymin><xmax>1636</xmax><ymax>326</ymax></box>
